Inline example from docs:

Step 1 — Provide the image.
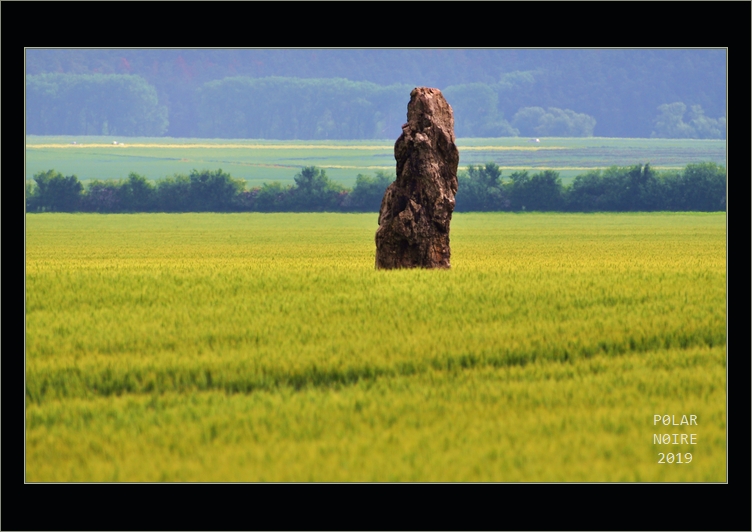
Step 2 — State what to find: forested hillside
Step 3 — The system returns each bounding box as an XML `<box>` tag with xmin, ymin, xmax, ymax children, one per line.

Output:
<box><xmin>26</xmin><ymin>49</ymin><xmax>726</xmax><ymax>139</ymax></box>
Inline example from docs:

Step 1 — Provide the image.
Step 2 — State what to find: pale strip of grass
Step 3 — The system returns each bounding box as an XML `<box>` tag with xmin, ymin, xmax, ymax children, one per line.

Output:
<box><xmin>27</xmin><ymin>143</ymin><xmax>566</xmax><ymax>152</ymax></box>
<box><xmin>26</xmin><ymin>144</ymin><xmax>394</xmax><ymax>150</ymax></box>
<box><xmin>459</xmin><ymin>146</ymin><xmax>566</xmax><ymax>151</ymax></box>
<box><xmin>481</xmin><ymin>166</ymin><xmax>685</xmax><ymax>171</ymax></box>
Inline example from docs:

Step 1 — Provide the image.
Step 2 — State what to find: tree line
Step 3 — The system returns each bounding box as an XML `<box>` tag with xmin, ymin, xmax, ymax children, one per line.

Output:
<box><xmin>26</xmin><ymin>162</ymin><xmax>726</xmax><ymax>214</ymax></box>
<box><xmin>26</xmin><ymin>72</ymin><xmax>725</xmax><ymax>140</ymax></box>
<box><xmin>456</xmin><ymin>162</ymin><xmax>726</xmax><ymax>212</ymax></box>
<box><xmin>26</xmin><ymin>49</ymin><xmax>726</xmax><ymax>139</ymax></box>
<box><xmin>26</xmin><ymin>74</ymin><xmax>168</xmax><ymax>137</ymax></box>
<box><xmin>27</xmin><ymin>73</ymin><xmax>601</xmax><ymax>140</ymax></box>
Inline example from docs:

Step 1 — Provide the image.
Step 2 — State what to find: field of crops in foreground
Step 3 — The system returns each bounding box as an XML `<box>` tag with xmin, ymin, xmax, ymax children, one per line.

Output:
<box><xmin>25</xmin><ymin>136</ymin><xmax>727</xmax><ymax>187</ymax></box>
<box><xmin>26</xmin><ymin>212</ymin><xmax>726</xmax><ymax>481</ymax></box>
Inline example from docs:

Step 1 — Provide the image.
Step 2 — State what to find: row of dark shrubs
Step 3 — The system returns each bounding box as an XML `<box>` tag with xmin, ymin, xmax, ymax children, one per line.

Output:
<box><xmin>458</xmin><ymin>162</ymin><xmax>726</xmax><ymax>212</ymax></box>
<box><xmin>26</xmin><ymin>162</ymin><xmax>726</xmax><ymax>214</ymax></box>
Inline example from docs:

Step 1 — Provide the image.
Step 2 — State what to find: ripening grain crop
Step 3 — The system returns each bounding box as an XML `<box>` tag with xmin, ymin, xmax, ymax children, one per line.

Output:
<box><xmin>25</xmin><ymin>212</ymin><xmax>726</xmax><ymax>481</ymax></box>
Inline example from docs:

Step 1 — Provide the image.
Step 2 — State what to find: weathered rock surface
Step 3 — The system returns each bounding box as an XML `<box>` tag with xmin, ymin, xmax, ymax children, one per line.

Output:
<box><xmin>375</xmin><ymin>87</ymin><xmax>459</xmax><ymax>269</ymax></box>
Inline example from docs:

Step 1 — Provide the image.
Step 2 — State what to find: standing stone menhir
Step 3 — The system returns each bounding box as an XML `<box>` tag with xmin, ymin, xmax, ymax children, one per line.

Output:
<box><xmin>375</xmin><ymin>87</ymin><xmax>459</xmax><ymax>269</ymax></box>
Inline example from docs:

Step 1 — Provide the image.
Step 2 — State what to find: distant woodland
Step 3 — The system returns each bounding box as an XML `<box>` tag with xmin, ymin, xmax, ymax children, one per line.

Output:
<box><xmin>26</xmin><ymin>49</ymin><xmax>726</xmax><ymax>140</ymax></box>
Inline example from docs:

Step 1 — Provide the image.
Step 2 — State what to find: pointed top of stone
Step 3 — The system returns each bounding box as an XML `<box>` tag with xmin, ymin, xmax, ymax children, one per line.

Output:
<box><xmin>405</xmin><ymin>87</ymin><xmax>456</xmax><ymax>142</ymax></box>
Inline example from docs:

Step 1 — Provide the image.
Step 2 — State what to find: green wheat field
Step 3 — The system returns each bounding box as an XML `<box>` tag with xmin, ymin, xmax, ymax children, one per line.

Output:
<box><xmin>25</xmin><ymin>212</ymin><xmax>726</xmax><ymax>482</ymax></box>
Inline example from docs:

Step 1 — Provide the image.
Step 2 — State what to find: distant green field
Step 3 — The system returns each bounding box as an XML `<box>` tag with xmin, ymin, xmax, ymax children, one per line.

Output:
<box><xmin>25</xmin><ymin>136</ymin><xmax>726</xmax><ymax>188</ymax></box>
